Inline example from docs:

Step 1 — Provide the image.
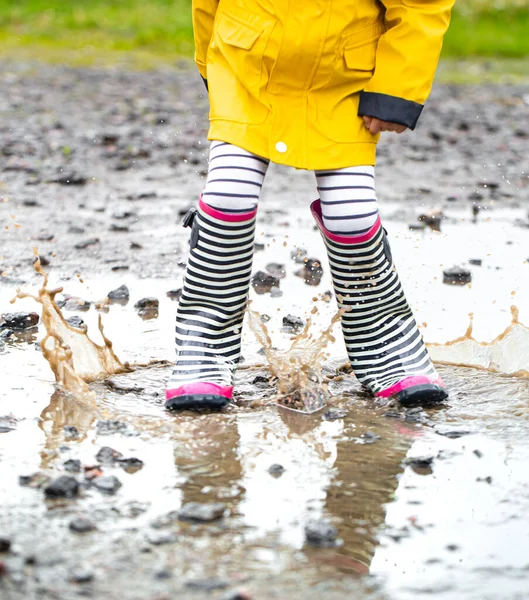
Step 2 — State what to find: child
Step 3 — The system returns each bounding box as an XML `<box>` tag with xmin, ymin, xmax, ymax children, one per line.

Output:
<box><xmin>165</xmin><ymin>0</ymin><xmax>455</xmax><ymax>410</ymax></box>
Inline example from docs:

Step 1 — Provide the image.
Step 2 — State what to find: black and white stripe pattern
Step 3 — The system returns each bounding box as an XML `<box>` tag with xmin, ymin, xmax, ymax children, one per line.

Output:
<box><xmin>167</xmin><ymin>201</ymin><xmax>257</xmax><ymax>389</ymax></box>
<box><xmin>202</xmin><ymin>141</ymin><xmax>269</xmax><ymax>212</ymax></box>
<box><xmin>316</xmin><ymin>166</ymin><xmax>379</xmax><ymax>234</ymax></box>
<box><xmin>322</xmin><ymin>224</ymin><xmax>439</xmax><ymax>393</ymax></box>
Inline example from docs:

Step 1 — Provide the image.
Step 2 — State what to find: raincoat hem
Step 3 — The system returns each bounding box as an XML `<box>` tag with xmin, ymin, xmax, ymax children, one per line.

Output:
<box><xmin>208</xmin><ymin>125</ymin><xmax>377</xmax><ymax>170</ymax></box>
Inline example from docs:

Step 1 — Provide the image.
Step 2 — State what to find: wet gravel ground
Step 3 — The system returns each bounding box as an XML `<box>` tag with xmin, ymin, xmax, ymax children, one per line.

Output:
<box><xmin>1</xmin><ymin>62</ymin><xmax>529</xmax><ymax>600</ymax></box>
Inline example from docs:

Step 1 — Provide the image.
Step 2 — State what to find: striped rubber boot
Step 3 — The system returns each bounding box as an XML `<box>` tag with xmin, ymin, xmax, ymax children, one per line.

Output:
<box><xmin>311</xmin><ymin>200</ymin><xmax>448</xmax><ymax>405</ymax></box>
<box><xmin>165</xmin><ymin>198</ymin><xmax>256</xmax><ymax>410</ymax></box>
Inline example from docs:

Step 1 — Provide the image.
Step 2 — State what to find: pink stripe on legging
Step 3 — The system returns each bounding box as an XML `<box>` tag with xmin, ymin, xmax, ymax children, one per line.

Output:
<box><xmin>311</xmin><ymin>200</ymin><xmax>381</xmax><ymax>244</ymax></box>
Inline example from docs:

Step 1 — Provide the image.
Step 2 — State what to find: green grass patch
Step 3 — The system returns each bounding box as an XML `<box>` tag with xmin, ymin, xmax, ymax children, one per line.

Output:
<box><xmin>0</xmin><ymin>0</ymin><xmax>527</xmax><ymax>69</ymax></box>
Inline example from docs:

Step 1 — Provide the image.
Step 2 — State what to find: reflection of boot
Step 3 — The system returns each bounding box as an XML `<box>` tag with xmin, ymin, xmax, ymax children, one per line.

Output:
<box><xmin>311</xmin><ymin>200</ymin><xmax>447</xmax><ymax>404</ymax></box>
<box><xmin>165</xmin><ymin>198</ymin><xmax>256</xmax><ymax>410</ymax></box>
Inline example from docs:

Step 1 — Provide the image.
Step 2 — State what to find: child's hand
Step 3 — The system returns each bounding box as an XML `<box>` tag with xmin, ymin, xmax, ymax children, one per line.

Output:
<box><xmin>363</xmin><ymin>116</ymin><xmax>407</xmax><ymax>135</ymax></box>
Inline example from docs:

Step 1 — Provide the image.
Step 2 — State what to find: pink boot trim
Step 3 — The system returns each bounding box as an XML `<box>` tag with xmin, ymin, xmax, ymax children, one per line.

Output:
<box><xmin>165</xmin><ymin>382</ymin><xmax>234</xmax><ymax>401</ymax></box>
<box><xmin>311</xmin><ymin>199</ymin><xmax>381</xmax><ymax>244</ymax></box>
<box><xmin>199</xmin><ymin>197</ymin><xmax>257</xmax><ymax>222</ymax></box>
<box><xmin>376</xmin><ymin>375</ymin><xmax>446</xmax><ymax>399</ymax></box>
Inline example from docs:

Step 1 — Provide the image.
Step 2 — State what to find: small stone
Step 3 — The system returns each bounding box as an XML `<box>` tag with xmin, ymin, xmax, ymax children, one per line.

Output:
<box><xmin>110</xmin><ymin>222</ymin><xmax>130</xmax><ymax>233</ymax></box>
<box><xmin>436</xmin><ymin>429</ymin><xmax>472</xmax><ymax>439</ymax></box>
<box><xmin>65</xmin><ymin>315</ymin><xmax>86</xmax><ymax>330</ymax></box>
<box><xmin>0</xmin><ymin>312</ymin><xmax>39</xmax><ymax>330</ymax></box>
<box><xmin>155</xmin><ymin>568</ymin><xmax>172</xmax><ymax>580</ymax></box>
<box><xmin>291</xmin><ymin>248</ymin><xmax>308</xmax><ymax>263</ymax></box>
<box><xmin>50</xmin><ymin>171</ymin><xmax>88</xmax><ymax>186</ymax></box>
<box><xmin>112</xmin><ymin>210</ymin><xmax>136</xmax><ymax>220</ymax></box>
<box><xmin>125</xmin><ymin>191</ymin><xmax>157</xmax><ymax>201</ymax></box>
<box><xmin>178</xmin><ymin>502</ymin><xmax>227</xmax><ymax>523</ymax></box>
<box><xmin>33</xmin><ymin>255</ymin><xmax>50</xmax><ymax>267</ymax></box>
<box><xmin>270</xmin><ymin>286</ymin><xmax>283</xmax><ymax>298</ymax></box>
<box><xmin>44</xmin><ymin>476</ymin><xmax>79</xmax><ymax>499</ymax></box>
<box><xmin>252</xmin><ymin>375</ymin><xmax>269</xmax><ymax>385</ymax></box>
<box><xmin>166</xmin><ymin>289</ymin><xmax>182</xmax><ymax>300</ymax></box>
<box><xmin>359</xmin><ymin>431</ymin><xmax>380</xmax><ymax>444</ymax></box>
<box><xmin>220</xmin><ymin>591</ymin><xmax>253</xmax><ymax>600</ymax></box>
<box><xmin>34</xmin><ymin>231</ymin><xmax>55</xmax><ymax>241</ymax></box>
<box><xmin>323</xmin><ymin>408</ymin><xmax>348</xmax><ymax>421</ymax></box>
<box><xmin>134</xmin><ymin>297</ymin><xmax>159</xmax><ymax>310</ymax></box>
<box><xmin>95</xmin><ymin>446</ymin><xmax>123</xmax><ymax>463</ymax></box>
<box><xmin>282</xmin><ymin>314</ymin><xmax>305</xmax><ymax>332</ymax></box>
<box><xmin>405</xmin><ymin>456</ymin><xmax>434</xmax><ymax>469</ymax></box>
<box><xmin>92</xmin><ymin>475</ymin><xmax>122</xmax><ymax>495</ymax></box>
<box><xmin>0</xmin><ymin>416</ymin><xmax>17</xmax><ymax>433</ymax></box>
<box><xmin>118</xmin><ymin>457</ymin><xmax>144</xmax><ymax>474</ymax></box>
<box><xmin>418</xmin><ymin>211</ymin><xmax>443</xmax><ymax>232</ymax></box>
<box><xmin>268</xmin><ymin>464</ymin><xmax>285</xmax><ymax>478</ymax></box>
<box><xmin>147</xmin><ymin>530</ymin><xmax>178</xmax><ymax>546</ymax></box>
<box><xmin>69</xmin><ymin>518</ymin><xmax>97</xmax><ymax>533</ymax></box>
<box><xmin>469</xmin><ymin>258</ymin><xmax>482</xmax><ymax>266</ymax></box>
<box><xmin>468</xmin><ymin>191</ymin><xmax>483</xmax><ymax>202</ymax></box>
<box><xmin>70</xmin><ymin>569</ymin><xmax>94</xmax><ymax>583</ymax></box>
<box><xmin>443</xmin><ymin>267</ymin><xmax>472</xmax><ymax>285</ymax></box>
<box><xmin>305</xmin><ymin>519</ymin><xmax>339</xmax><ymax>547</ymax></box>
<box><xmin>63</xmin><ymin>426</ymin><xmax>79</xmax><ymax>439</ymax></box>
<box><xmin>408</xmin><ymin>223</ymin><xmax>426</xmax><ymax>231</ymax></box>
<box><xmin>296</xmin><ymin>258</ymin><xmax>323</xmax><ymax>286</ymax></box>
<box><xmin>0</xmin><ymin>537</ymin><xmax>11</xmax><ymax>552</ymax></box>
<box><xmin>254</xmin><ymin>243</ymin><xmax>265</xmax><ymax>252</ymax></box>
<box><xmin>185</xmin><ymin>578</ymin><xmax>229</xmax><ymax>592</ymax></box>
<box><xmin>63</xmin><ymin>459</ymin><xmax>82</xmax><ymax>473</ymax></box>
<box><xmin>68</xmin><ymin>226</ymin><xmax>85</xmax><ymax>234</ymax></box>
<box><xmin>107</xmin><ymin>285</ymin><xmax>130</xmax><ymax>301</ymax></box>
<box><xmin>74</xmin><ymin>238</ymin><xmax>99</xmax><ymax>250</ymax></box>
<box><xmin>251</xmin><ymin>271</ymin><xmax>280</xmax><ymax>294</ymax></box>
<box><xmin>265</xmin><ymin>262</ymin><xmax>286</xmax><ymax>279</ymax></box>
<box><xmin>96</xmin><ymin>419</ymin><xmax>128</xmax><ymax>435</ymax></box>
<box><xmin>22</xmin><ymin>199</ymin><xmax>40</xmax><ymax>207</ymax></box>
<box><xmin>106</xmin><ymin>378</ymin><xmax>144</xmax><ymax>394</ymax></box>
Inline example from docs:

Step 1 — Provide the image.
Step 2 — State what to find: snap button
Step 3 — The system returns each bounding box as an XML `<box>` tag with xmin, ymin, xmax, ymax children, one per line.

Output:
<box><xmin>275</xmin><ymin>141</ymin><xmax>287</xmax><ymax>153</ymax></box>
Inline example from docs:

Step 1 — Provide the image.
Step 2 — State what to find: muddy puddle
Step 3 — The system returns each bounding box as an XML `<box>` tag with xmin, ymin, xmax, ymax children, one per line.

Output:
<box><xmin>2</xmin><ymin>204</ymin><xmax>529</xmax><ymax>600</ymax></box>
<box><xmin>1</xmin><ymin>64</ymin><xmax>529</xmax><ymax>599</ymax></box>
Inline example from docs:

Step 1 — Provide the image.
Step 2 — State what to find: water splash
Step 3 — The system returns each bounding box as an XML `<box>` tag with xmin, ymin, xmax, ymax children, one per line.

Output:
<box><xmin>428</xmin><ymin>306</ymin><xmax>529</xmax><ymax>377</ymax></box>
<box><xmin>11</xmin><ymin>256</ymin><xmax>129</xmax><ymax>406</ymax></box>
<box><xmin>247</xmin><ymin>306</ymin><xmax>346</xmax><ymax>413</ymax></box>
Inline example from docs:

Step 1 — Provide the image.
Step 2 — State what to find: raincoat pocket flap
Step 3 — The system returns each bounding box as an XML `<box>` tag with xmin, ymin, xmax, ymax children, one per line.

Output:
<box><xmin>217</xmin><ymin>13</ymin><xmax>262</xmax><ymax>50</ymax></box>
<box><xmin>343</xmin><ymin>41</ymin><xmax>377</xmax><ymax>72</ymax></box>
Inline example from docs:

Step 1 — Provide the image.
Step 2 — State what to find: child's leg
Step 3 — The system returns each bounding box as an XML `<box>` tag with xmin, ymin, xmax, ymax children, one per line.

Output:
<box><xmin>313</xmin><ymin>167</ymin><xmax>447</xmax><ymax>405</ymax></box>
<box><xmin>166</xmin><ymin>141</ymin><xmax>269</xmax><ymax>410</ymax></box>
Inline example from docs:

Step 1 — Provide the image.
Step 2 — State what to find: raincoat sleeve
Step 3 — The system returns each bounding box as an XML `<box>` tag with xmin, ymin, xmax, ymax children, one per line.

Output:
<box><xmin>192</xmin><ymin>0</ymin><xmax>219</xmax><ymax>80</ymax></box>
<box><xmin>358</xmin><ymin>0</ymin><xmax>455</xmax><ymax>129</ymax></box>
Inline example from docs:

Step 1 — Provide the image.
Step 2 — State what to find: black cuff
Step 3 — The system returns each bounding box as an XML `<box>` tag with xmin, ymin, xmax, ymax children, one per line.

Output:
<box><xmin>358</xmin><ymin>91</ymin><xmax>423</xmax><ymax>130</ymax></box>
<box><xmin>201</xmin><ymin>75</ymin><xmax>208</xmax><ymax>92</ymax></box>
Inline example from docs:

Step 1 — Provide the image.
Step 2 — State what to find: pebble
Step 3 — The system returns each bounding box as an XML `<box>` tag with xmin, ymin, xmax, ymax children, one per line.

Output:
<box><xmin>33</xmin><ymin>255</ymin><xmax>50</xmax><ymax>266</ymax></box>
<box><xmin>50</xmin><ymin>170</ymin><xmax>88</xmax><ymax>186</ymax></box>
<box><xmin>63</xmin><ymin>459</ymin><xmax>82</xmax><ymax>473</ymax></box>
<box><xmin>74</xmin><ymin>238</ymin><xmax>100</xmax><ymax>250</ymax></box>
<box><xmin>322</xmin><ymin>408</ymin><xmax>348</xmax><ymax>421</ymax></box>
<box><xmin>282</xmin><ymin>314</ymin><xmax>305</xmax><ymax>332</ymax></box>
<box><xmin>304</xmin><ymin>519</ymin><xmax>339</xmax><ymax>547</ymax></box>
<box><xmin>178</xmin><ymin>502</ymin><xmax>227</xmax><ymax>523</ymax></box>
<box><xmin>0</xmin><ymin>416</ymin><xmax>18</xmax><ymax>433</ymax></box>
<box><xmin>106</xmin><ymin>378</ymin><xmax>144</xmax><ymax>394</ymax></box>
<box><xmin>251</xmin><ymin>271</ymin><xmax>280</xmax><ymax>294</ymax></box>
<box><xmin>405</xmin><ymin>456</ymin><xmax>434</xmax><ymax>469</ymax></box>
<box><xmin>147</xmin><ymin>531</ymin><xmax>178</xmax><ymax>546</ymax></box>
<box><xmin>57</xmin><ymin>296</ymin><xmax>91</xmax><ymax>311</ymax></box>
<box><xmin>469</xmin><ymin>258</ymin><xmax>482</xmax><ymax>266</ymax></box>
<box><xmin>443</xmin><ymin>267</ymin><xmax>472</xmax><ymax>285</ymax></box>
<box><xmin>107</xmin><ymin>285</ymin><xmax>130</xmax><ymax>301</ymax></box>
<box><xmin>134</xmin><ymin>297</ymin><xmax>159</xmax><ymax>309</ymax></box>
<box><xmin>270</xmin><ymin>286</ymin><xmax>283</xmax><ymax>298</ymax></box>
<box><xmin>65</xmin><ymin>315</ymin><xmax>86</xmax><ymax>329</ymax></box>
<box><xmin>221</xmin><ymin>591</ymin><xmax>253</xmax><ymax>600</ymax></box>
<box><xmin>44</xmin><ymin>476</ymin><xmax>79</xmax><ymax>499</ymax></box>
<box><xmin>118</xmin><ymin>457</ymin><xmax>144</xmax><ymax>474</ymax></box>
<box><xmin>436</xmin><ymin>429</ymin><xmax>472</xmax><ymax>439</ymax></box>
<box><xmin>268</xmin><ymin>464</ymin><xmax>285</xmax><ymax>478</ymax></box>
<box><xmin>92</xmin><ymin>475</ymin><xmax>122</xmax><ymax>495</ymax></box>
<box><xmin>265</xmin><ymin>262</ymin><xmax>286</xmax><ymax>279</ymax></box>
<box><xmin>0</xmin><ymin>537</ymin><xmax>11</xmax><ymax>552</ymax></box>
<box><xmin>254</xmin><ymin>242</ymin><xmax>265</xmax><ymax>252</ymax></box>
<box><xmin>185</xmin><ymin>578</ymin><xmax>229</xmax><ymax>591</ymax></box>
<box><xmin>0</xmin><ymin>312</ymin><xmax>39</xmax><ymax>330</ymax></box>
<box><xmin>69</xmin><ymin>568</ymin><xmax>94</xmax><ymax>583</ymax></box>
<box><xmin>96</xmin><ymin>419</ymin><xmax>129</xmax><ymax>435</ymax></box>
<box><xmin>110</xmin><ymin>223</ymin><xmax>129</xmax><ymax>232</ymax></box>
<box><xmin>69</xmin><ymin>518</ymin><xmax>97</xmax><ymax>533</ymax></box>
<box><xmin>95</xmin><ymin>446</ymin><xmax>123</xmax><ymax>463</ymax></box>
<box><xmin>166</xmin><ymin>289</ymin><xmax>182</xmax><ymax>300</ymax></box>
<box><xmin>64</xmin><ymin>425</ymin><xmax>79</xmax><ymax>439</ymax></box>
<box><xmin>296</xmin><ymin>258</ymin><xmax>323</xmax><ymax>286</ymax></box>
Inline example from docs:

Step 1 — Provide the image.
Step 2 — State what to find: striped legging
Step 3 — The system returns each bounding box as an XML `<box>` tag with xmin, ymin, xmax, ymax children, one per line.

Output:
<box><xmin>203</xmin><ymin>141</ymin><xmax>379</xmax><ymax>233</ymax></box>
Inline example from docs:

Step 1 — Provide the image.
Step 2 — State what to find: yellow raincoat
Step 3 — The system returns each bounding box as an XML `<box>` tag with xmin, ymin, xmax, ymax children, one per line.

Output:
<box><xmin>193</xmin><ymin>0</ymin><xmax>454</xmax><ymax>170</ymax></box>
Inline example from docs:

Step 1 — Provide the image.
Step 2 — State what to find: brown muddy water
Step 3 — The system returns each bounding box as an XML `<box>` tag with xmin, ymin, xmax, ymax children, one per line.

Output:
<box><xmin>1</xmin><ymin>63</ymin><xmax>529</xmax><ymax>599</ymax></box>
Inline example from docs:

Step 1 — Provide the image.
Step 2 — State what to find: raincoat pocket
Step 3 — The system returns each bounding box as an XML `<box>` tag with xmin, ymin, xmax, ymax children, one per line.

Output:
<box><xmin>208</xmin><ymin>9</ymin><xmax>271</xmax><ymax>125</ymax></box>
<box><xmin>317</xmin><ymin>27</ymin><xmax>382</xmax><ymax>144</ymax></box>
